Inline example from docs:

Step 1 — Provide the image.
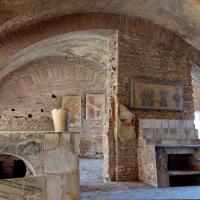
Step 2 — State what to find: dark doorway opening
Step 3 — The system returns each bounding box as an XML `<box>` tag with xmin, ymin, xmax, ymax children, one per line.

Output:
<box><xmin>170</xmin><ymin>175</ymin><xmax>200</xmax><ymax>187</ymax></box>
<box><xmin>13</xmin><ymin>160</ymin><xmax>27</xmax><ymax>178</ymax></box>
<box><xmin>0</xmin><ymin>155</ymin><xmax>27</xmax><ymax>179</ymax></box>
<box><xmin>0</xmin><ymin>161</ymin><xmax>3</xmax><ymax>179</ymax></box>
<box><xmin>168</xmin><ymin>154</ymin><xmax>193</xmax><ymax>171</ymax></box>
<box><xmin>168</xmin><ymin>154</ymin><xmax>200</xmax><ymax>187</ymax></box>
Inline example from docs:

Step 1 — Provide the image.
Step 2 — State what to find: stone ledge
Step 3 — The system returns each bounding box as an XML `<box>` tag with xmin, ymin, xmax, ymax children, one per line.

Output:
<box><xmin>139</xmin><ymin>119</ymin><xmax>195</xmax><ymax>130</ymax></box>
<box><xmin>0</xmin><ymin>130</ymin><xmax>80</xmax><ymax>133</ymax></box>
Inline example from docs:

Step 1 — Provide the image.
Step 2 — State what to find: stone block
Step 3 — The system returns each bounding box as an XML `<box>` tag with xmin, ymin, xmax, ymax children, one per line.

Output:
<box><xmin>186</xmin><ymin>120</ymin><xmax>195</xmax><ymax>129</ymax></box>
<box><xmin>47</xmin><ymin>175</ymin><xmax>62</xmax><ymax>200</ymax></box>
<box><xmin>62</xmin><ymin>134</ymin><xmax>71</xmax><ymax>151</ymax></box>
<box><xmin>161</xmin><ymin>120</ymin><xmax>168</xmax><ymax>129</ymax></box>
<box><xmin>155</xmin><ymin>120</ymin><xmax>161</xmax><ymax>128</ymax></box>
<box><xmin>179</xmin><ymin>120</ymin><xmax>185</xmax><ymax>129</ymax></box>
<box><xmin>44</xmin><ymin>146</ymin><xmax>78</xmax><ymax>174</ymax></box>
<box><xmin>61</xmin><ymin>172</ymin><xmax>79</xmax><ymax>200</ymax></box>
<box><xmin>72</xmin><ymin>134</ymin><xmax>80</xmax><ymax>155</ymax></box>
<box><xmin>44</xmin><ymin>134</ymin><xmax>60</xmax><ymax>150</ymax></box>
<box><xmin>146</xmin><ymin>130</ymin><xmax>153</xmax><ymax>139</ymax></box>
<box><xmin>16</xmin><ymin>139</ymin><xmax>44</xmax><ymax>174</ymax></box>
<box><xmin>150</xmin><ymin>119</ymin><xmax>156</xmax><ymax>128</ymax></box>
<box><xmin>168</xmin><ymin>120</ymin><xmax>179</xmax><ymax>128</ymax></box>
<box><xmin>0</xmin><ymin>176</ymin><xmax>46</xmax><ymax>200</ymax></box>
<box><xmin>139</xmin><ymin>119</ymin><xmax>150</xmax><ymax>128</ymax></box>
<box><xmin>179</xmin><ymin>129</ymin><xmax>186</xmax><ymax>138</ymax></box>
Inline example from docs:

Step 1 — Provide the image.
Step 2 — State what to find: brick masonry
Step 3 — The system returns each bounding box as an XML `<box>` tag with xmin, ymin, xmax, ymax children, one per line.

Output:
<box><xmin>0</xmin><ymin>58</ymin><xmax>106</xmax><ymax>157</ymax></box>
<box><xmin>0</xmin><ymin>14</ymin><xmax>199</xmax><ymax>182</ymax></box>
<box><xmin>116</xmin><ymin>29</ymin><xmax>195</xmax><ymax>181</ymax></box>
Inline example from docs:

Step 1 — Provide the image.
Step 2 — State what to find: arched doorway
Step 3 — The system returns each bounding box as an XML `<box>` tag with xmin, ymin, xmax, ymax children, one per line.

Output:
<box><xmin>0</xmin><ymin>153</ymin><xmax>36</xmax><ymax>179</ymax></box>
<box><xmin>0</xmin><ymin>30</ymin><xmax>118</xmax><ymax>187</ymax></box>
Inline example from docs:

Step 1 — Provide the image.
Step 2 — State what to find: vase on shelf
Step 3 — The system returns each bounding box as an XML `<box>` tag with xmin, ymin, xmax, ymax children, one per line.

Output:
<box><xmin>52</xmin><ymin>108</ymin><xmax>67</xmax><ymax>132</ymax></box>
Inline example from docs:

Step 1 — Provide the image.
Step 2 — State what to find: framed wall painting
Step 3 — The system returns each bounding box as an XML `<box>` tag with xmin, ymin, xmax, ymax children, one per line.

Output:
<box><xmin>86</xmin><ymin>94</ymin><xmax>105</xmax><ymax>120</ymax></box>
<box><xmin>62</xmin><ymin>96</ymin><xmax>81</xmax><ymax>127</ymax></box>
<box><xmin>129</xmin><ymin>78</ymin><xmax>184</xmax><ymax>111</ymax></box>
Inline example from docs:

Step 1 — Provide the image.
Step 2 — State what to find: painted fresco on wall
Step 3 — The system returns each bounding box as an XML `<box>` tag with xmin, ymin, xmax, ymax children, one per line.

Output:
<box><xmin>86</xmin><ymin>94</ymin><xmax>105</xmax><ymax>120</ymax></box>
<box><xmin>129</xmin><ymin>78</ymin><xmax>184</xmax><ymax>111</ymax></box>
<box><xmin>62</xmin><ymin>96</ymin><xmax>81</xmax><ymax>127</ymax></box>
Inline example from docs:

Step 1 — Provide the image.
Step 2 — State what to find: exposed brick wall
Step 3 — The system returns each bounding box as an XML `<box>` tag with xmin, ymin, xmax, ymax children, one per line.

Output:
<box><xmin>0</xmin><ymin>57</ymin><xmax>106</xmax><ymax>157</ymax></box>
<box><xmin>0</xmin><ymin>13</ymin><xmax>198</xmax><ymax>182</ymax></box>
<box><xmin>116</xmin><ymin>31</ymin><xmax>194</xmax><ymax>181</ymax></box>
<box><xmin>1</xmin><ymin>14</ymin><xmax>200</xmax><ymax>69</ymax></box>
<box><xmin>118</xmin><ymin>31</ymin><xmax>194</xmax><ymax>120</ymax></box>
<box><xmin>0</xmin><ymin>15</ymin><xmax>195</xmax><ymax>119</ymax></box>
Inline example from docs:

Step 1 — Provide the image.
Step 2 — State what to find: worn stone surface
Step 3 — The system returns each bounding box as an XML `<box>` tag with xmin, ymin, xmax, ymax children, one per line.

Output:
<box><xmin>44</xmin><ymin>146</ymin><xmax>78</xmax><ymax>174</ymax></box>
<box><xmin>0</xmin><ymin>131</ymin><xmax>80</xmax><ymax>200</ymax></box>
<box><xmin>80</xmin><ymin>158</ymin><xmax>103</xmax><ymax>185</ymax></box>
<box><xmin>116</xmin><ymin>104</ymin><xmax>137</xmax><ymax>181</ymax></box>
<box><xmin>138</xmin><ymin>119</ymin><xmax>200</xmax><ymax>188</ymax></box>
<box><xmin>192</xmin><ymin>65</ymin><xmax>200</xmax><ymax>112</ymax></box>
<box><xmin>47</xmin><ymin>175</ymin><xmax>62</xmax><ymax>200</ymax></box>
<box><xmin>0</xmin><ymin>176</ymin><xmax>46</xmax><ymax>200</ymax></box>
<box><xmin>0</xmin><ymin>131</ymin><xmax>44</xmax><ymax>174</ymax></box>
<box><xmin>81</xmin><ymin>186</ymin><xmax>200</xmax><ymax>200</ymax></box>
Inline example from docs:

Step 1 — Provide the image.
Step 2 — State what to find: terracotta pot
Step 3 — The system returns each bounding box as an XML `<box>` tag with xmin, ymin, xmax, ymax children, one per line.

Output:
<box><xmin>52</xmin><ymin>108</ymin><xmax>67</xmax><ymax>132</ymax></box>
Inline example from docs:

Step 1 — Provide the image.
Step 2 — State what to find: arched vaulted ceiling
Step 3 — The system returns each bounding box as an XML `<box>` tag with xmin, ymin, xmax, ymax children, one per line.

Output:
<box><xmin>0</xmin><ymin>0</ymin><xmax>200</xmax><ymax>51</ymax></box>
<box><xmin>0</xmin><ymin>30</ymin><xmax>114</xmax><ymax>80</ymax></box>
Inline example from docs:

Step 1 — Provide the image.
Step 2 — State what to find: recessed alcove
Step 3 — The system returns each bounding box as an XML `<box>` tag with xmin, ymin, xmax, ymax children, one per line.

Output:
<box><xmin>168</xmin><ymin>154</ymin><xmax>200</xmax><ymax>187</ymax></box>
<box><xmin>52</xmin><ymin>94</ymin><xmax>57</xmax><ymax>99</ymax></box>
<box><xmin>0</xmin><ymin>154</ymin><xmax>27</xmax><ymax>179</ymax></box>
<box><xmin>169</xmin><ymin>174</ymin><xmax>200</xmax><ymax>187</ymax></box>
<box><xmin>168</xmin><ymin>154</ymin><xmax>193</xmax><ymax>171</ymax></box>
<box><xmin>28</xmin><ymin>114</ymin><xmax>33</xmax><ymax>118</ymax></box>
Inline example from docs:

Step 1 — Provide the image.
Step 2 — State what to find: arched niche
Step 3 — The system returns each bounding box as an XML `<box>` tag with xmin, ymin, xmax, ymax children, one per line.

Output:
<box><xmin>0</xmin><ymin>153</ymin><xmax>36</xmax><ymax>179</ymax></box>
<box><xmin>0</xmin><ymin>29</ymin><xmax>118</xmax><ymax>181</ymax></box>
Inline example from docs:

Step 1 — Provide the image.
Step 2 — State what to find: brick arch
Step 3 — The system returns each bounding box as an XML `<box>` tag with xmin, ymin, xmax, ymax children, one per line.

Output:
<box><xmin>0</xmin><ymin>29</ymin><xmax>114</xmax><ymax>81</ymax></box>
<box><xmin>0</xmin><ymin>26</ymin><xmax>118</xmax><ymax>181</ymax></box>
<box><xmin>0</xmin><ymin>56</ymin><xmax>107</xmax><ymax>115</ymax></box>
<box><xmin>0</xmin><ymin>153</ymin><xmax>36</xmax><ymax>177</ymax></box>
<box><xmin>0</xmin><ymin>13</ymin><xmax>200</xmax><ymax>70</ymax></box>
<box><xmin>0</xmin><ymin>12</ymin><xmax>198</xmax><ymax>183</ymax></box>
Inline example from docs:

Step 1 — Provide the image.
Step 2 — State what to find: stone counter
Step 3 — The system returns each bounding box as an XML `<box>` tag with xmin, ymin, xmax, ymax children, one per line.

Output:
<box><xmin>0</xmin><ymin>131</ymin><xmax>80</xmax><ymax>200</ymax></box>
<box><xmin>138</xmin><ymin>119</ymin><xmax>200</xmax><ymax>188</ymax></box>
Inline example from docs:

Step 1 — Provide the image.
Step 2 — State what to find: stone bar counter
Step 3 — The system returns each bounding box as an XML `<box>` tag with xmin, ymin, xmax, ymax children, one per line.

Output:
<box><xmin>0</xmin><ymin>131</ymin><xmax>80</xmax><ymax>200</ymax></box>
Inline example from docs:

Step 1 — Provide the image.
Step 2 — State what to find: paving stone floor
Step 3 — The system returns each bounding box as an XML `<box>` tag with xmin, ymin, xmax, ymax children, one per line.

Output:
<box><xmin>80</xmin><ymin>158</ymin><xmax>103</xmax><ymax>185</ymax></box>
<box><xmin>80</xmin><ymin>158</ymin><xmax>200</xmax><ymax>200</ymax></box>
